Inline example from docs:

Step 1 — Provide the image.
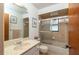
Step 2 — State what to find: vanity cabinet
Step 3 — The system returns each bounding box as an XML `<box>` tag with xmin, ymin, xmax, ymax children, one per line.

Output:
<box><xmin>22</xmin><ymin>44</ymin><xmax>39</xmax><ymax>55</ymax></box>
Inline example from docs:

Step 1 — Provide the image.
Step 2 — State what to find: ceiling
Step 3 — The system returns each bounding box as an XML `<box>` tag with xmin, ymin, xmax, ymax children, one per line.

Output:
<box><xmin>33</xmin><ymin>3</ymin><xmax>56</xmax><ymax>9</ymax></box>
<box><xmin>12</xmin><ymin>3</ymin><xmax>27</xmax><ymax>14</ymax></box>
<box><xmin>15</xmin><ymin>3</ymin><xmax>56</xmax><ymax>10</ymax></box>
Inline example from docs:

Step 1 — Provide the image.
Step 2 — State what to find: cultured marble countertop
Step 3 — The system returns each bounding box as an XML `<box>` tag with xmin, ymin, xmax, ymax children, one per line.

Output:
<box><xmin>4</xmin><ymin>38</ymin><xmax>40</xmax><ymax>55</ymax></box>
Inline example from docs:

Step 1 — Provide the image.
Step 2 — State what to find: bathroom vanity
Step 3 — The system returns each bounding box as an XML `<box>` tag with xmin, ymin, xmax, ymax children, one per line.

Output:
<box><xmin>4</xmin><ymin>38</ymin><xmax>40</xmax><ymax>55</ymax></box>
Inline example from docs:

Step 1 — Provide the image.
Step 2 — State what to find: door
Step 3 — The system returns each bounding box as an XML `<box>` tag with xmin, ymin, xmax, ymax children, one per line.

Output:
<box><xmin>69</xmin><ymin>3</ymin><xmax>79</xmax><ymax>55</ymax></box>
<box><xmin>4</xmin><ymin>13</ymin><xmax>9</xmax><ymax>41</ymax></box>
<box><xmin>23</xmin><ymin>18</ymin><xmax>29</xmax><ymax>38</ymax></box>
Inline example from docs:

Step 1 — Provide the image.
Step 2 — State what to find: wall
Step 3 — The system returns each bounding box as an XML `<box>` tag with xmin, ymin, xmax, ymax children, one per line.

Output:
<box><xmin>23</xmin><ymin>3</ymin><xmax>39</xmax><ymax>40</ymax></box>
<box><xmin>4</xmin><ymin>3</ymin><xmax>68</xmax><ymax>41</ymax></box>
<box><xmin>0</xmin><ymin>3</ymin><xmax>4</xmax><ymax>54</ymax></box>
<box><xmin>38</xmin><ymin>3</ymin><xmax>68</xmax><ymax>15</ymax></box>
<box><xmin>4</xmin><ymin>3</ymin><xmax>24</xmax><ymax>39</ymax></box>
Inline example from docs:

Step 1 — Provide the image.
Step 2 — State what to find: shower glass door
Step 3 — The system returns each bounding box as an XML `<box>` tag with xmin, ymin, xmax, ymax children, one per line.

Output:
<box><xmin>39</xmin><ymin>16</ymin><xmax>69</xmax><ymax>55</ymax></box>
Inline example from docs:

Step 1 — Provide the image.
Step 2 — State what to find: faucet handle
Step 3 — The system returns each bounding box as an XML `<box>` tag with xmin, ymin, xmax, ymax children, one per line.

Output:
<box><xmin>16</xmin><ymin>40</ymin><xmax>22</xmax><ymax>45</ymax></box>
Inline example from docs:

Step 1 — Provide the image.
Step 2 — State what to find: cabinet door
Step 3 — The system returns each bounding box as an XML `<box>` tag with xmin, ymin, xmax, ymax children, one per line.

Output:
<box><xmin>22</xmin><ymin>45</ymin><xmax>39</xmax><ymax>55</ymax></box>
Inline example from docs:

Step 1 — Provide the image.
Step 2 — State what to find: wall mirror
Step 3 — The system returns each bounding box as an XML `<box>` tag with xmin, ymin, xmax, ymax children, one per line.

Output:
<box><xmin>4</xmin><ymin>3</ymin><xmax>29</xmax><ymax>48</ymax></box>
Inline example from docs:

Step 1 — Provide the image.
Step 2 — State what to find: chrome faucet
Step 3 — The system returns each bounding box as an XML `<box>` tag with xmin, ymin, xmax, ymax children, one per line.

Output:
<box><xmin>16</xmin><ymin>40</ymin><xmax>22</xmax><ymax>46</ymax></box>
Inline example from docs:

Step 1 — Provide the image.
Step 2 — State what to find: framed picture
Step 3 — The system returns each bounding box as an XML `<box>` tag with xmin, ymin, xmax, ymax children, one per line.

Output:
<box><xmin>10</xmin><ymin>15</ymin><xmax>17</xmax><ymax>24</ymax></box>
<box><xmin>32</xmin><ymin>17</ymin><xmax>37</xmax><ymax>28</ymax></box>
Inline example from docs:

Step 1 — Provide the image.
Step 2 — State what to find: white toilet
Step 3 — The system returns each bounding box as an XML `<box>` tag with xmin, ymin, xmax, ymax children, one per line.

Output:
<box><xmin>39</xmin><ymin>45</ymin><xmax>48</xmax><ymax>54</ymax></box>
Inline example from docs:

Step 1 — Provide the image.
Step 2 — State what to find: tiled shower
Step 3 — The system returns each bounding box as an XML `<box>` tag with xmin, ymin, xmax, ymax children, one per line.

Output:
<box><xmin>39</xmin><ymin>16</ymin><xmax>69</xmax><ymax>55</ymax></box>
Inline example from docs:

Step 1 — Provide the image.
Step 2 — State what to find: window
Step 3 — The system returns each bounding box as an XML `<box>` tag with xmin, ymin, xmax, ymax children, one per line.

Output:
<box><xmin>50</xmin><ymin>18</ymin><xmax>59</xmax><ymax>32</ymax></box>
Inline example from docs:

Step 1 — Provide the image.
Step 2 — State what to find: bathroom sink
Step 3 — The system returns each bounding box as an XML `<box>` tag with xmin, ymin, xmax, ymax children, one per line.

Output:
<box><xmin>4</xmin><ymin>42</ymin><xmax>30</xmax><ymax>55</ymax></box>
<box><xmin>13</xmin><ymin>40</ymin><xmax>31</xmax><ymax>51</ymax></box>
<box><xmin>14</xmin><ymin>45</ymin><xmax>24</xmax><ymax>51</ymax></box>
